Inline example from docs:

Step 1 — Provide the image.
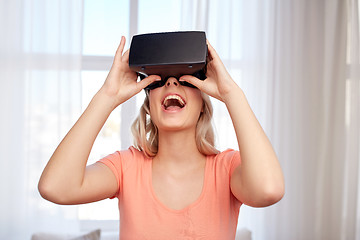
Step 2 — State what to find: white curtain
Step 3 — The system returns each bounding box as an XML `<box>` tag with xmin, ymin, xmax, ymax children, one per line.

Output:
<box><xmin>182</xmin><ymin>0</ymin><xmax>360</xmax><ymax>239</ymax></box>
<box><xmin>345</xmin><ymin>1</ymin><xmax>360</xmax><ymax>238</ymax></box>
<box><xmin>1</xmin><ymin>0</ymin><xmax>359</xmax><ymax>239</ymax></box>
<box><xmin>0</xmin><ymin>1</ymin><xmax>83</xmax><ymax>239</ymax></box>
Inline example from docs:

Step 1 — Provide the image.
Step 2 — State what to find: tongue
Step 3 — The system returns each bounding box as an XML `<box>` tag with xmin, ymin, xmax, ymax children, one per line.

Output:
<box><xmin>164</xmin><ymin>99</ymin><xmax>183</xmax><ymax>110</ymax></box>
<box><xmin>166</xmin><ymin>105</ymin><xmax>181</xmax><ymax>110</ymax></box>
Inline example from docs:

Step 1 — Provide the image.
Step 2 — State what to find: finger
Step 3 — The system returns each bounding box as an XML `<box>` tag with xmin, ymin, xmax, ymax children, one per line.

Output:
<box><xmin>122</xmin><ymin>49</ymin><xmax>130</xmax><ymax>63</ymax></box>
<box><xmin>206</xmin><ymin>39</ymin><xmax>219</xmax><ymax>61</ymax></box>
<box><xmin>179</xmin><ymin>75</ymin><xmax>205</xmax><ymax>90</ymax></box>
<box><xmin>114</xmin><ymin>36</ymin><xmax>126</xmax><ymax>63</ymax></box>
<box><xmin>138</xmin><ymin>75</ymin><xmax>161</xmax><ymax>90</ymax></box>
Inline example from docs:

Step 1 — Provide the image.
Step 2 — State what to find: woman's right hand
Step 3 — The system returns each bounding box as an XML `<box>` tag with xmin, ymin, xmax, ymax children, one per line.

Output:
<box><xmin>101</xmin><ymin>36</ymin><xmax>160</xmax><ymax>109</ymax></box>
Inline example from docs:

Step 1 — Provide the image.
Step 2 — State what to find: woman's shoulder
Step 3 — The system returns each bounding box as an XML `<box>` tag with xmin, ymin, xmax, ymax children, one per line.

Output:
<box><xmin>122</xmin><ymin>146</ymin><xmax>148</xmax><ymax>159</ymax></box>
<box><xmin>212</xmin><ymin>148</ymin><xmax>239</xmax><ymax>160</ymax></box>
<box><xmin>105</xmin><ymin>146</ymin><xmax>148</xmax><ymax>159</ymax></box>
<box><xmin>99</xmin><ymin>146</ymin><xmax>149</xmax><ymax>172</ymax></box>
<box><xmin>208</xmin><ymin>148</ymin><xmax>241</xmax><ymax>174</ymax></box>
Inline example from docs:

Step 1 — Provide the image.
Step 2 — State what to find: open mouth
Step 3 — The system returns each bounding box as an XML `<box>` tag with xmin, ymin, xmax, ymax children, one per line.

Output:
<box><xmin>162</xmin><ymin>94</ymin><xmax>186</xmax><ymax>111</ymax></box>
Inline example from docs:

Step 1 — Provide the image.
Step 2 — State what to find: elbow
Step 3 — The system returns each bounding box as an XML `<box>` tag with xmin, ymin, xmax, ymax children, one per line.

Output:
<box><xmin>38</xmin><ymin>180</ymin><xmax>56</xmax><ymax>203</ymax></box>
<box><xmin>257</xmin><ymin>166</ymin><xmax>285</xmax><ymax>207</ymax></box>
<box><xmin>245</xmin><ymin>181</ymin><xmax>285</xmax><ymax>208</ymax></box>
<box><xmin>38</xmin><ymin>179</ymin><xmax>69</xmax><ymax>205</ymax></box>
<box><xmin>255</xmin><ymin>181</ymin><xmax>285</xmax><ymax>207</ymax></box>
<box><xmin>262</xmin><ymin>185</ymin><xmax>285</xmax><ymax>206</ymax></box>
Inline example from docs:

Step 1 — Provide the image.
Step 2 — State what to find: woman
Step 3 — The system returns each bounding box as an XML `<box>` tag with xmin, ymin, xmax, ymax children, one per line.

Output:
<box><xmin>38</xmin><ymin>36</ymin><xmax>285</xmax><ymax>239</ymax></box>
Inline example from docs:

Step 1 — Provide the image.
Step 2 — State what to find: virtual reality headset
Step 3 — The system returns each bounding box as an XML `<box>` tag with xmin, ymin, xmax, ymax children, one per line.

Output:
<box><xmin>129</xmin><ymin>31</ymin><xmax>208</xmax><ymax>90</ymax></box>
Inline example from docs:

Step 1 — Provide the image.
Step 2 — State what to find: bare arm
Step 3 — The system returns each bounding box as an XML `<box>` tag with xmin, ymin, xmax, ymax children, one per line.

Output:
<box><xmin>225</xmin><ymin>88</ymin><xmax>284</xmax><ymax>207</ymax></box>
<box><xmin>180</xmin><ymin>41</ymin><xmax>285</xmax><ymax>207</ymax></box>
<box><xmin>38</xmin><ymin>37</ymin><xmax>159</xmax><ymax>205</ymax></box>
<box><xmin>38</xmin><ymin>91</ymin><xmax>117</xmax><ymax>204</ymax></box>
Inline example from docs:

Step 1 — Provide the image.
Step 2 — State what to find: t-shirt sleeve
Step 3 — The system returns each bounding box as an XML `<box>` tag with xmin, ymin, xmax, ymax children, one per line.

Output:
<box><xmin>97</xmin><ymin>147</ymin><xmax>135</xmax><ymax>198</ymax></box>
<box><xmin>222</xmin><ymin>149</ymin><xmax>241</xmax><ymax>177</ymax></box>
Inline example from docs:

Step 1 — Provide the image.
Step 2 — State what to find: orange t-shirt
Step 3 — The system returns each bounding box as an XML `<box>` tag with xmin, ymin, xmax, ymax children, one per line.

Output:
<box><xmin>99</xmin><ymin>147</ymin><xmax>242</xmax><ymax>240</ymax></box>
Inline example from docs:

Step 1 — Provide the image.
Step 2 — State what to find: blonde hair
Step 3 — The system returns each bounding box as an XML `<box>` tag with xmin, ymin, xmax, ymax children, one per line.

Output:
<box><xmin>131</xmin><ymin>92</ymin><xmax>219</xmax><ymax>157</ymax></box>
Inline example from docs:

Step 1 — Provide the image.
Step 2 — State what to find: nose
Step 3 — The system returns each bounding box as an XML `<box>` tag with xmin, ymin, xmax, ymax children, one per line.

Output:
<box><xmin>165</xmin><ymin>77</ymin><xmax>179</xmax><ymax>87</ymax></box>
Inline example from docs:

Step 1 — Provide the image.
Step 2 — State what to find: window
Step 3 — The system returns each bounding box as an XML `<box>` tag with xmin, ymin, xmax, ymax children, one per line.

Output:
<box><xmin>79</xmin><ymin>0</ymin><xmax>183</xmax><ymax>230</ymax></box>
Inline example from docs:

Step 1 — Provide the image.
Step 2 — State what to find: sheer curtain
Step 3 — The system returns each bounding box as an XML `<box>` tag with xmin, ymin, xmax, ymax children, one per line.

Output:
<box><xmin>182</xmin><ymin>0</ymin><xmax>360</xmax><ymax>239</ymax></box>
<box><xmin>345</xmin><ymin>0</ymin><xmax>360</xmax><ymax>238</ymax></box>
<box><xmin>1</xmin><ymin>0</ymin><xmax>359</xmax><ymax>239</ymax></box>
<box><xmin>0</xmin><ymin>1</ymin><xmax>83</xmax><ymax>239</ymax></box>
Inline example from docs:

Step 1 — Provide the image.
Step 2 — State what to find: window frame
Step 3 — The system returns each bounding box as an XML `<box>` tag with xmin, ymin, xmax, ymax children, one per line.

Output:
<box><xmin>78</xmin><ymin>0</ymin><xmax>139</xmax><ymax>231</ymax></box>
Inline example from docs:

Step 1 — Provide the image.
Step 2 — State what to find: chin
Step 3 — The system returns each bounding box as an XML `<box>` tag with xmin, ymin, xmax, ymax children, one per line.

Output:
<box><xmin>158</xmin><ymin>124</ymin><xmax>190</xmax><ymax>132</ymax></box>
<box><xmin>157</xmin><ymin>121</ymin><xmax>195</xmax><ymax>133</ymax></box>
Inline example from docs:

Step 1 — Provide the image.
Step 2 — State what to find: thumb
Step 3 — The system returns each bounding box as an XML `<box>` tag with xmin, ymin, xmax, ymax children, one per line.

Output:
<box><xmin>179</xmin><ymin>75</ymin><xmax>205</xmax><ymax>90</ymax></box>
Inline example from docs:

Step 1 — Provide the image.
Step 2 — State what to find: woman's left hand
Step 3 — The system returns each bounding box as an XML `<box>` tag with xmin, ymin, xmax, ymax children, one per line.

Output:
<box><xmin>179</xmin><ymin>40</ymin><xmax>239</xmax><ymax>102</ymax></box>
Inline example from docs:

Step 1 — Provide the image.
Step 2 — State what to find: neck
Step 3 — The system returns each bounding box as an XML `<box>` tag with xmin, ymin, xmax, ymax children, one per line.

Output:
<box><xmin>155</xmin><ymin>129</ymin><xmax>204</xmax><ymax>166</ymax></box>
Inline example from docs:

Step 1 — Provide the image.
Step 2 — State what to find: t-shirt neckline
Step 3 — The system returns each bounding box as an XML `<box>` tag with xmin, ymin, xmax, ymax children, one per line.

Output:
<box><xmin>148</xmin><ymin>155</ymin><xmax>210</xmax><ymax>214</ymax></box>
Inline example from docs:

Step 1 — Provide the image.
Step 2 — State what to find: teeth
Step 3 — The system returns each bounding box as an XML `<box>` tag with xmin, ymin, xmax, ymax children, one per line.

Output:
<box><xmin>163</xmin><ymin>95</ymin><xmax>185</xmax><ymax>107</ymax></box>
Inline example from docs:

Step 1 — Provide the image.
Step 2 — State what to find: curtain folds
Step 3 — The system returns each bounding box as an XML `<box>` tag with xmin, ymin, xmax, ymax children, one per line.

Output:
<box><xmin>182</xmin><ymin>0</ymin><xmax>360</xmax><ymax>239</ymax></box>
<box><xmin>0</xmin><ymin>1</ymin><xmax>83</xmax><ymax>239</ymax></box>
<box><xmin>344</xmin><ymin>0</ymin><xmax>360</xmax><ymax>238</ymax></box>
<box><xmin>0</xmin><ymin>0</ymin><xmax>359</xmax><ymax>239</ymax></box>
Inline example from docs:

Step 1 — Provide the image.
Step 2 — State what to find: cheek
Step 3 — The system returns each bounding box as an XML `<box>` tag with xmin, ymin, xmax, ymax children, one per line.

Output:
<box><xmin>148</xmin><ymin>89</ymin><xmax>160</xmax><ymax>101</ymax></box>
<box><xmin>189</xmin><ymin>91</ymin><xmax>204</xmax><ymax>112</ymax></box>
<box><xmin>148</xmin><ymin>97</ymin><xmax>161</xmax><ymax>127</ymax></box>
<box><xmin>148</xmin><ymin>91</ymin><xmax>161</xmax><ymax>111</ymax></box>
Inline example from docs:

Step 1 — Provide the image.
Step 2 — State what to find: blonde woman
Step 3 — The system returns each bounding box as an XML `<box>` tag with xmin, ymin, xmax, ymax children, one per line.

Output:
<box><xmin>39</xmin><ymin>36</ymin><xmax>285</xmax><ymax>239</ymax></box>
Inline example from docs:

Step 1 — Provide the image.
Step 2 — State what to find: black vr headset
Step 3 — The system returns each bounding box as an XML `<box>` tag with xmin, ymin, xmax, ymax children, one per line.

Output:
<box><xmin>129</xmin><ymin>31</ymin><xmax>208</xmax><ymax>90</ymax></box>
